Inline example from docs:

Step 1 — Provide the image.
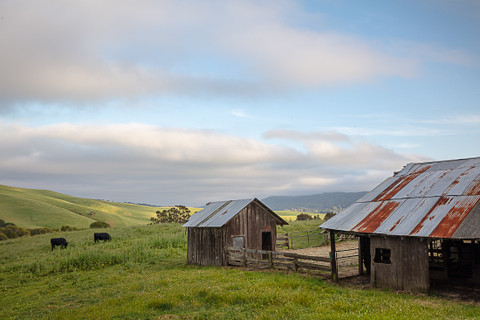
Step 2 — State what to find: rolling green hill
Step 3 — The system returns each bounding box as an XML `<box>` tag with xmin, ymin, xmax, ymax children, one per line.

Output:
<box><xmin>0</xmin><ymin>184</ymin><xmax>199</xmax><ymax>229</ymax></box>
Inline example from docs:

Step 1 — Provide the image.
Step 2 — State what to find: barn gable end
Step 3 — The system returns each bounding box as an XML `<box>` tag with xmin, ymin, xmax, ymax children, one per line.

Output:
<box><xmin>321</xmin><ymin>156</ymin><xmax>480</xmax><ymax>291</ymax></box>
<box><xmin>184</xmin><ymin>198</ymin><xmax>287</xmax><ymax>266</ymax></box>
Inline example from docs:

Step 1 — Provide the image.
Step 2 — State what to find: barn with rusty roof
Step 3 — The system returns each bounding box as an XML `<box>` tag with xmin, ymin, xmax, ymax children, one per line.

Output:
<box><xmin>321</xmin><ymin>156</ymin><xmax>480</xmax><ymax>291</ymax></box>
<box><xmin>183</xmin><ymin>198</ymin><xmax>287</xmax><ymax>266</ymax></box>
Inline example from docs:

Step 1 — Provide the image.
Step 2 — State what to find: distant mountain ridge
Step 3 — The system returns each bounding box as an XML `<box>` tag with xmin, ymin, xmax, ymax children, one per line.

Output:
<box><xmin>261</xmin><ymin>192</ymin><xmax>367</xmax><ymax>212</ymax></box>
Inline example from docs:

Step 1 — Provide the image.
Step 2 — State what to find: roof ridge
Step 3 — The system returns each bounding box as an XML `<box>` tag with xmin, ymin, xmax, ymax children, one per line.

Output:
<box><xmin>405</xmin><ymin>156</ymin><xmax>480</xmax><ymax>167</ymax></box>
<box><xmin>197</xmin><ymin>200</ymin><xmax>232</xmax><ymax>226</ymax></box>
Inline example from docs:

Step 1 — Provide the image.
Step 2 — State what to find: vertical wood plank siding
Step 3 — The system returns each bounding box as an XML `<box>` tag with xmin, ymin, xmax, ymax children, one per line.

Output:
<box><xmin>187</xmin><ymin>227</ymin><xmax>225</xmax><ymax>266</ymax></box>
<box><xmin>187</xmin><ymin>201</ymin><xmax>279</xmax><ymax>266</ymax></box>
<box><xmin>370</xmin><ymin>236</ymin><xmax>429</xmax><ymax>291</ymax></box>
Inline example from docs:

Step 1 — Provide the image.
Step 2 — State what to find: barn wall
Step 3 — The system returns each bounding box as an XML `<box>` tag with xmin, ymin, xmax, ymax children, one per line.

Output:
<box><xmin>370</xmin><ymin>236</ymin><xmax>429</xmax><ymax>291</ymax></box>
<box><xmin>224</xmin><ymin>201</ymin><xmax>278</xmax><ymax>251</ymax></box>
<box><xmin>187</xmin><ymin>227</ymin><xmax>225</xmax><ymax>266</ymax></box>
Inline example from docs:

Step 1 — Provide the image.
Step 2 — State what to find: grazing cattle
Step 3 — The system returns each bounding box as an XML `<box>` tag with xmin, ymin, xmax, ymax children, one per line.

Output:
<box><xmin>50</xmin><ymin>238</ymin><xmax>68</xmax><ymax>250</ymax></box>
<box><xmin>94</xmin><ymin>232</ymin><xmax>111</xmax><ymax>243</ymax></box>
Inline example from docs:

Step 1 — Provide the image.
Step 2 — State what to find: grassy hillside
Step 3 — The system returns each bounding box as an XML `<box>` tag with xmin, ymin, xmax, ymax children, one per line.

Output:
<box><xmin>1</xmin><ymin>223</ymin><xmax>479</xmax><ymax>319</ymax></box>
<box><xmin>0</xmin><ymin>184</ymin><xmax>200</xmax><ymax>229</ymax></box>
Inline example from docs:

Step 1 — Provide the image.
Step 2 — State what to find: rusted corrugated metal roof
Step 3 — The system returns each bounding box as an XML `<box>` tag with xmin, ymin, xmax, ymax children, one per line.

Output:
<box><xmin>183</xmin><ymin>198</ymin><xmax>287</xmax><ymax>228</ymax></box>
<box><xmin>321</xmin><ymin>157</ymin><xmax>480</xmax><ymax>239</ymax></box>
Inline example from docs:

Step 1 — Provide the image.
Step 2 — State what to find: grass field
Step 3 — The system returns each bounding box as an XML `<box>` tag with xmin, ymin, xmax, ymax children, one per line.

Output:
<box><xmin>0</xmin><ymin>184</ymin><xmax>201</xmax><ymax>229</ymax></box>
<box><xmin>276</xmin><ymin>210</ymin><xmax>325</xmax><ymax>222</ymax></box>
<box><xmin>1</xmin><ymin>222</ymin><xmax>479</xmax><ymax>319</ymax></box>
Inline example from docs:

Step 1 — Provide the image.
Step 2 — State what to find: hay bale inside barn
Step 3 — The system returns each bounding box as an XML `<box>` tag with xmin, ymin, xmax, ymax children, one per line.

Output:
<box><xmin>321</xmin><ymin>156</ymin><xmax>480</xmax><ymax>291</ymax></box>
<box><xmin>183</xmin><ymin>198</ymin><xmax>287</xmax><ymax>266</ymax></box>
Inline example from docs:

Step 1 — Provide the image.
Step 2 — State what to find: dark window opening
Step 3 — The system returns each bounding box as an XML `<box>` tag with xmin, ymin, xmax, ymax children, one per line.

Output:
<box><xmin>374</xmin><ymin>248</ymin><xmax>391</xmax><ymax>264</ymax></box>
<box><xmin>262</xmin><ymin>231</ymin><xmax>272</xmax><ymax>251</ymax></box>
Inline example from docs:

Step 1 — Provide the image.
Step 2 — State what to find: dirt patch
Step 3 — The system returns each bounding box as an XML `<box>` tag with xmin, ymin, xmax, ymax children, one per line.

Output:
<box><xmin>279</xmin><ymin>240</ymin><xmax>360</xmax><ymax>278</ymax></box>
<box><xmin>279</xmin><ymin>240</ymin><xmax>358</xmax><ymax>256</ymax></box>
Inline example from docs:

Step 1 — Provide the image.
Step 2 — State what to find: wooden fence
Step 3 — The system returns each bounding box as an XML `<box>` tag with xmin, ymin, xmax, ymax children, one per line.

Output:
<box><xmin>276</xmin><ymin>230</ymin><xmax>355</xmax><ymax>250</ymax></box>
<box><xmin>276</xmin><ymin>230</ymin><xmax>328</xmax><ymax>249</ymax></box>
<box><xmin>225</xmin><ymin>247</ymin><xmax>332</xmax><ymax>276</ymax></box>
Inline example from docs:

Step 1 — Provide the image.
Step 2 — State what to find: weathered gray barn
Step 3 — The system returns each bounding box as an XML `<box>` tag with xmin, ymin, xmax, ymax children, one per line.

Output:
<box><xmin>321</xmin><ymin>157</ymin><xmax>480</xmax><ymax>291</ymax></box>
<box><xmin>183</xmin><ymin>198</ymin><xmax>288</xmax><ymax>266</ymax></box>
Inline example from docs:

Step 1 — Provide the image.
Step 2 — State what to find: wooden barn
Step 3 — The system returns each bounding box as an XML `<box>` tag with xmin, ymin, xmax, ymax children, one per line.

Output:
<box><xmin>321</xmin><ymin>157</ymin><xmax>480</xmax><ymax>291</ymax></box>
<box><xmin>183</xmin><ymin>198</ymin><xmax>288</xmax><ymax>266</ymax></box>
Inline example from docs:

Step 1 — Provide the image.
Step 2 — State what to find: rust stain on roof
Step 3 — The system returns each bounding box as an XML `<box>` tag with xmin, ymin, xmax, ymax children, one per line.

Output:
<box><xmin>430</xmin><ymin>197</ymin><xmax>480</xmax><ymax>238</ymax></box>
<box><xmin>389</xmin><ymin>217</ymin><xmax>403</xmax><ymax>232</ymax></box>
<box><xmin>465</xmin><ymin>174</ymin><xmax>480</xmax><ymax>196</ymax></box>
<box><xmin>409</xmin><ymin>196</ymin><xmax>452</xmax><ymax>236</ymax></box>
<box><xmin>320</xmin><ymin>157</ymin><xmax>480</xmax><ymax>239</ymax></box>
<box><xmin>354</xmin><ymin>201</ymin><xmax>400</xmax><ymax>233</ymax></box>
<box><xmin>374</xmin><ymin>165</ymin><xmax>431</xmax><ymax>201</ymax></box>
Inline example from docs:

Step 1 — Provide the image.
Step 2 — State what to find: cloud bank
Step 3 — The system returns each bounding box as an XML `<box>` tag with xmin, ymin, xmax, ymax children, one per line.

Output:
<box><xmin>0</xmin><ymin>122</ymin><xmax>427</xmax><ymax>205</ymax></box>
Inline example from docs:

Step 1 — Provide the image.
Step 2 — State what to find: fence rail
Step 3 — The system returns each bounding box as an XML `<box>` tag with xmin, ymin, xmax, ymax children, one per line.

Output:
<box><xmin>276</xmin><ymin>230</ymin><xmax>328</xmax><ymax>249</ymax></box>
<box><xmin>225</xmin><ymin>247</ymin><xmax>332</xmax><ymax>275</ymax></box>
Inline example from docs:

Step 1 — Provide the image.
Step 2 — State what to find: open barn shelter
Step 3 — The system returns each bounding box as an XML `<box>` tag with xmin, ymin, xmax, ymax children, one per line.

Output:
<box><xmin>321</xmin><ymin>157</ymin><xmax>480</xmax><ymax>291</ymax></box>
<box><xmin>183</xmin><ymin>198</ymin><xmax>288</xmax><ymax>266</ymax></box>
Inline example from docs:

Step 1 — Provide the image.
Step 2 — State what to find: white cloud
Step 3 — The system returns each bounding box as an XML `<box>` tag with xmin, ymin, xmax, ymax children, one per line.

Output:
<box><xmin>231</xmin><ymin>109</ymin><xmax>250</xmax><ymax>118</ymax></box>
<box><xmin>0</xmin><ymin>122</ymin><xmax>427</xmax><ymax>204</ymax></box>
<box><xmin>0</xmin><ymin>0</ymin><xmax>420</xmax><ymax>107</ymax></box>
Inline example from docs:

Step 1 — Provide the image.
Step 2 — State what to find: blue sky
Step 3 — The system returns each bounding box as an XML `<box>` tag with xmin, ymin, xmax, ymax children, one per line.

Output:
<box><xmin>0</xmin><ymin>0</ymin><xmax>479</xmax><ymax>206</ymax></box>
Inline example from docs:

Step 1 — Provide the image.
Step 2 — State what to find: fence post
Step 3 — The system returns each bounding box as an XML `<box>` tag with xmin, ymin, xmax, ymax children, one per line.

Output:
<box><xmin>287</xmin><ymin>233</ymin><xmax>290</xmax><ymax>249</ymax></box>
<box><xmin>307</xmin><ymin>230</ymin><xmax>310</xmax><ymax>247</ymax></box>
<box><xmin>242</xmin><ymin>248</ymin><xmax>247</xmax><ymax>267</ymax></box>
<box><xmin>268</xmin><ymin>251</ymin><xmax>273</xmax><ymax>269</ymax></box>
<box><xmin>330</xmin><ymin>230</ymin><xmax>338</xmax><ymax>282</ymax></box>
<box><xmin>224</xmin><ymin>247</ymin><xmax>229</xmax><ymax>266</ymax></box>
<box><xmin>294</xmin><ymin>257</ymin><xmax>298</xmax><ymax>272</ymax></box>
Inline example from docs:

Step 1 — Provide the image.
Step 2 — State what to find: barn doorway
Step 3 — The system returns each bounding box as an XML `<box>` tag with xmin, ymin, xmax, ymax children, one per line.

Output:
<box><xmin>429</xmin><ymin>239</ymin><xmax>480</xmax><ymax>285</ymax></box>
<box><xmin>262</xmin><ymin>231</ymin><xmax>272</xmax><ymax>251</ymax></box>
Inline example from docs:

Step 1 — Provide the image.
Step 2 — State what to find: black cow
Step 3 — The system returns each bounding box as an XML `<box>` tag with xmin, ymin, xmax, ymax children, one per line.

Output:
<box><xmin>94</xmin><ymin>232</ymin><xmax>111</xmax><ymax>243</ymax></box>
<box><xmin>50</xmin><ymin>238</ymin><xmax>68</xmax><ymax>251</ymax></box>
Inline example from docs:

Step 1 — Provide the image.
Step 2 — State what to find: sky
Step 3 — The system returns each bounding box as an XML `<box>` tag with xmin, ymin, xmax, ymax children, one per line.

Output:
<box><xmin>1</xmin><ymin>0</ymin><xmax>479</xmax><ymax>206</ymax></box>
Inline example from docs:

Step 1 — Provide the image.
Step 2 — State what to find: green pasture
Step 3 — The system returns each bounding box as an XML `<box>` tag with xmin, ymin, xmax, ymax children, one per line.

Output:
<box><xmin>276</xmin><ymin>210</ymin><xmax>325</xmax><ymax>222</ymax></box>
<box><xmin>1</xmin><ymin>222</ymin><xmax>479</xmax><ymax>319</ymax></box>
<box><xmin>0</xmin><ymin>184</ymin><xmax>201</xmax><ymax>229</ymax></box>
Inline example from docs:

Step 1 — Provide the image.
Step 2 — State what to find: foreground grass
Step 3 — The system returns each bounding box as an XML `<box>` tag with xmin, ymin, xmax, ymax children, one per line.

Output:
<box><xmin>1</xmin><ymin>224</ymin><xmax>479</xmax><ymax>319</ymax></box>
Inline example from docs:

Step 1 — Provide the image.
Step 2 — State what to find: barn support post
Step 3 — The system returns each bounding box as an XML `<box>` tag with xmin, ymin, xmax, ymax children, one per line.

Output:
<box><xmin>358</xmin><ymin>237</ymin><xmax>364</xmax><ymax>276</ymax></box>
<box><xmin>330</xmin><ymin>230</ymin><xmax>338</xmax><ymax>282</ymax></box>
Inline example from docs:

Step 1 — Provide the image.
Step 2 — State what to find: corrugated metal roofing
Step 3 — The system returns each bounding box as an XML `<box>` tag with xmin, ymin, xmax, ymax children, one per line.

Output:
<box><xmin>183</xmin><ymin>198</ymin><xmax>287</xmax><ymax>228</ymax></box>
<box><xmin>321</xmin><ymin>157</ymin><xmax>480</xmax><ymax>239</ymax></box>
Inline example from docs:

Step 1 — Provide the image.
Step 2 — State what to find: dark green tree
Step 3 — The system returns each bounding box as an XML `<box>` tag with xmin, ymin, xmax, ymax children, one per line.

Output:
<box><xmin>324</xmin><ymin>212</ymin><xmax>336</xmax><ymax>221</ymax></box>
<box><xmin>296</xmin><ymin>213</ymin><xmax>313</xmax><ymax>221</ymax></box>
<box><xmin>150</xmin><ymin>205</ymin><xmax>191</xmax><ymax>224</ymax></box>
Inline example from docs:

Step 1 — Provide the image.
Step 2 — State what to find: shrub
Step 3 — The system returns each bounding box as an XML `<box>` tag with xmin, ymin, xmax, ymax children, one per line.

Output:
<box><xmin>1</xmin><ymin>225</ymin><xmax>30</xmax><ymax>238</ymax></box>
<box><xmin>61</xmin><ymin>225</ymin><xmax>78</xmax><ymax>232</ymax></box>
<box><xmin>0</xmin><ymin>218</ymin><xmax>5</xmax><ymax>227</ymax></box>
<box><xmin>90</xmin><ymin>221</ymin><xmax>110</xmax><ymax>228</ymax></box>
<box><xmin>28</xmin><ymin>228</ymin><xmax>54</xmax><ymax>236</ymax></box>
<box><xmin>296</xmin><ymin>213</ymin><xmax>313</xmax><ymax>221</ymax></box>
<box><xmin>0</xmin><ymin>232</ymin><xmax>7</xmax><ymax>241</ymax></box>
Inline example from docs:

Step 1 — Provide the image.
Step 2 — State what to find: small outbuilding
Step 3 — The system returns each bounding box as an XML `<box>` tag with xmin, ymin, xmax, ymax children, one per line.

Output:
<box><xmin>321</xmin><ymin>156</ymin><xmax>480</xmax><ymax>291</ymax></box>
<box><xmin>183</xmin><ymin>198</ymin><xmax>288</xmax><ymax>266</ymax></box>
